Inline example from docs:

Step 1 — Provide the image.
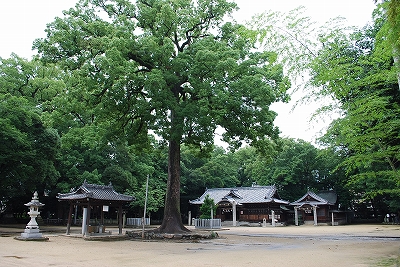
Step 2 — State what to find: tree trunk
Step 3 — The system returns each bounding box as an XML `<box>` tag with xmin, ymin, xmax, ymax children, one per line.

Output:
<box><xmin>155</xmin><ymin>139</ymin><xmax>189</xmax><ymax>233</ymax></box>
<box><xmin>392</xmin><ymin>47</ymin><xmax>400</xmax><ymax>91</ymax></box>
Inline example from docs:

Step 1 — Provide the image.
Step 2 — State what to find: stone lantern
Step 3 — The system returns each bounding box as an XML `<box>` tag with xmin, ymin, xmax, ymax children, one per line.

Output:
<box><xmin>19</xmin><ymin>191</ymin><xmax>47</xmax><ymax>240</ymax></box>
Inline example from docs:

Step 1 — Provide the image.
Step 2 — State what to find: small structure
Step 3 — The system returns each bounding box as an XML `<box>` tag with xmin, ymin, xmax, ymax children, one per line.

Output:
<box><xmin>190</xmin><ymin>185</ymin><xmax>289</xmax><ymax>226</ymax></box>
<box><xmin>57</xmin><ymin>181</ymin><xmax>135</xmax><ymax>236</ymax></box>
<box><xmin>17</xmin><ymin>191</ymin><xmax>48</xmax><ymax>240</ymax></box>
<box><xmin>290</xmin><ymin>191</ymin><xmax>348</xmax><ymax>226</ymax></box>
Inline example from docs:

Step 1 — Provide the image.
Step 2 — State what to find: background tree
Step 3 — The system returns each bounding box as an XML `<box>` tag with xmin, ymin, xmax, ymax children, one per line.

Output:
<box><xmin>0</xmin><ymin>54</ymin><xmax>65</xmax><ymax>106</ymax></box>
<box><xmin>248</xmin><ymin>6</ymin><xmax>351</xmax><ymax>98</ymax></box>
<box><xmin>0</xmin><ymin>55</ymin><xmax>64</xmax><ymax>215</ymax></box>
<box><xmin>189</xmin><ymin>147</ymin><xmax>240</xmax><ymax>189</ymax></box>
<box><xmin>381</xmin><ymin>0</ymin><xmax>400</xmax><ymax>88</ymax></box>
<box><xmin>255</xmin><ymin>138</ymin><xmax>320</xmax><ymax>201</ymax></box>
<box><xmin>232</xmin><ymin>146</ymin><xmax>271</xmax><ymax>187</ymax></box>
<box><xmin>313</xmin><ymin>5</ymin><xmax>400</xmax><ymax>217</ymax></box>
<box><xmin>0</xmin><ymin>94</ymin><xmax>60</xmax><ymax>213</ymax></box>
<box><xmin>34</xmin><ymin>0</ymin><xmax>289</xmax><ymax>233</ymax></box>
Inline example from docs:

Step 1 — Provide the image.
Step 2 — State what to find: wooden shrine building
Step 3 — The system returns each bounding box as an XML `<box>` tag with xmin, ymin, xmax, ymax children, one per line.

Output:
<box><xmin>57</xmin><ymin>181</ymin><xmax>135</xmax><ymax>235</ymax></box>
<box><xmin>190</xmin><ymin>185</ymin><xmax>289</xmax><ymax>224</ymax></box>
<box><xmin>290</xmin><ymin>191</ymin><xmax>344</xmax><ymax>225</ymax></box>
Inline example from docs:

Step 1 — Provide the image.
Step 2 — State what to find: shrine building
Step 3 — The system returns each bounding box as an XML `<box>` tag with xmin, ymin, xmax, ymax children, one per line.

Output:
<box><xmin>189</xmin><ymin>185</ymin><xmax>289</xmax><ymax>225</ymax></box>
<box><xmin>57</xmin><ymin>181</ymin><xmax>135</xmax><ymax>236</ymax></box>
<box><xmin>290</xmin><ymin>191</ymin><xmax>350</xmax><ymax>226</ymax></box>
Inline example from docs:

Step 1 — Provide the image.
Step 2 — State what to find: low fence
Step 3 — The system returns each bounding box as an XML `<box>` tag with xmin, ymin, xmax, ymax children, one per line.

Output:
<box><xmin>126</xmin><ymin>217</ymin><xmax>151</xmax><ymax>226</ymax></box>
<box><xmin>45</xmin><ymin>218</ymin><xmax>65</xmax><ymax>225</ymax></box>
<box><xmin>194</xmin><ymin>218</ymin><xmax>221</xmax><ymax>229</ymax></box>
<box><xmin>73</xmin><ymin>218</ymin><xmax>118</xmax><ymax>225</ymax></box>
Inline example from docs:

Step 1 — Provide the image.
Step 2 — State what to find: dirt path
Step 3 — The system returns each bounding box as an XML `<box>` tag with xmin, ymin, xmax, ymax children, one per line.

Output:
<box><xmin>1</xmin><ymin>224</ymin><xmax>399</xmax><ymax>267</ymax></box>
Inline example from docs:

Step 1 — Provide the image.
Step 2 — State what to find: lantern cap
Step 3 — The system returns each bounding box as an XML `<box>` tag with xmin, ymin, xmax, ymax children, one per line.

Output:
<box><xmin>24</xmin><ymin>191</ymin><xmax>45</xmax><ymax>207</ymax></box>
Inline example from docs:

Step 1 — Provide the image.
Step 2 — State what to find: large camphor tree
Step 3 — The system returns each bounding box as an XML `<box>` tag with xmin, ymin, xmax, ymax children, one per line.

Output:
<box><xmin>34</xmin><ymin>0</ymin><xmax>289</xmax><ymax>233</ymax></box>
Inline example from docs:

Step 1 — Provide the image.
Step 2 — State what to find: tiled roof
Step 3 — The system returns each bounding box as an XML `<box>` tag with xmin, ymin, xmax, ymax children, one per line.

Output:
<box><xmin>317</xmin><ymin>191</ymin><xmax>338</xmax><ymax>204</ymax></box>
<box><xmin>189</xmin><ymin>186</ymin><xmax>289</xmax><ymax>205</ymax></box>
<box><xmin>57</xmin><ymin>181</ymin><xmax>135</xmax><ymax>202</ymax></box>
<box><xmin>290</xmin><ymin>191</ymin><xmax>336</xmax><ymax>206</ymax></box>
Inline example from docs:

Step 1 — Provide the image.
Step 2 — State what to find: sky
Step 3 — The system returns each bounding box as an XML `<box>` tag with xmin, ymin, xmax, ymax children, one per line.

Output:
<box><xmin>0</xmin><ymin>0</ymin><xmax>377</xmax><ymax>144</ymax></box>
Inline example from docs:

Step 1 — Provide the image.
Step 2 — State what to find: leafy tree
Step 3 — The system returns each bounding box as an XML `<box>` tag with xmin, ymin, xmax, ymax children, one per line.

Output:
<box><xmin>189</xmin><ymin>147</ymin><xmax>240</xmax><ymax>189</ymax></box>
<box><xmin>233</xmin><ymin>145</ymin><xmax>277</xmax><ymax>187</ymax></box>
<box><xmin>34</xmin><ymin>0</ymin><xmax>289</xmax><ymax>233</ymax></box>
<box><xmin>128</xmin><ymin>139</ymin><xmax>168</xmax><ymax>219</ymax></box>
<box><xmin>314</xmin><ymin>148</ymin><xmax>351</xmax><ymax>209</ymax></box>
<box><xmin>379</xmin><ymin>0</ymin><xmax>400</xmax><ymax>88</ymax></box>
<box><xmin>248</xmin><ymin>6</ymin><xmax>351</xmax><ymax>98</ymax></box>
<box><xmin>0</xmin><ymin>94</ymin><xmax>60</xmax><ymax>212</ymax></box>
<box><xmin>180</xmin><ymin>144</ymin><xmax>209</xmax><ymax>209</ymax></box>
<box><xmin>256</xmin><ymin>138</ymin><xmax>322</xmax><ymax>201</ymax></box>
<box><xmin>0</xmin><ymin>54</ymin><xmax>65</xmax><ymax>106</ymax></box>
<box><xmin>313</xmin><ymin>7</ymin><xmax>400</xmax><ymax>214</ymax></box>
<box><xmin>199</xmin><ymin>195</ymin><xmax>216</xmax><ymax>219</ymax></box>
<box><xmin>129</xmin><ymin>175</ymin><xmax>166</xmax><ymax>218</ymax></box>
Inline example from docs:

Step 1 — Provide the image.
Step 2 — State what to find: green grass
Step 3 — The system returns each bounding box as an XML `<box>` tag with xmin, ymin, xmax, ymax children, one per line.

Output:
<box><xmin>373</xmin><ymin>255</ymin><xmax>400</xmax><ymax>267</ymax></box>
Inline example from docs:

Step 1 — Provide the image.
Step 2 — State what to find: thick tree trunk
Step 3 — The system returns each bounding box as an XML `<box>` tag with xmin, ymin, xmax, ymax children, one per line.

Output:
<box><xmin>155</xmin><ymin>139</ymin><xmax>189</xmax><ymax>233</ymax></box>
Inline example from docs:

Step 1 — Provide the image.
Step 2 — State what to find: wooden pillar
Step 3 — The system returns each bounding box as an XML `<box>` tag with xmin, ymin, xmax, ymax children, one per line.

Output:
<box><xmin>74</xmin><ymin>205</ymin><xmax>78</xmax><ymax>225</ymax></box>
<box><xmin>118</xmin><ymin>205</ymin><xmax>123</xmax><ymax>235</ymax></box>
<box><xmin>66</xmin><ymin>202</ymin><xmax>73</xmax><ymax>235</ymax></box>
<box><xmin>313</xmin><ymin>206</ymin><xmax>318</xmax><ymax>226</ymax></box>
<box><xmin>294</xmin><ymin>207</ymin><xmax>299</xmax><ymax>226</ymax></box>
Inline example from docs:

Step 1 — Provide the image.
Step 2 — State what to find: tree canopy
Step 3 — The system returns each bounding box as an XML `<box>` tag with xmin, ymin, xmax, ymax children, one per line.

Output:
<box><xmin>0</xmin><ymin>94</ymin><xmax>60</xmax><ymax>212</ymax></box>
<box><xmin>312</xmin><ymin>2</ymin><xmax>400</xmax><ymax>214</ymax></box>
<box><xmin>33</xmin><ymin>0</ymin><xmax>290</xmax><ymax>233</ymax></box>
<box><xmin>3</xmin><ymin>0</ymin><xmax>400</xmax><ymax>226</ymax></box>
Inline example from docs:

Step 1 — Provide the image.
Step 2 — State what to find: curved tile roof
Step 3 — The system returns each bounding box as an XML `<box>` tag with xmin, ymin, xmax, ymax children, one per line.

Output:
<box><xmin>290</xmin><ymin>191</ymin><xmax>336</xmax><ymax>206</ymax></box>
<box><xmin>189</xmin><ymin>185</ymin><xmax>289</xmax><ymax>205</ymax></box>
<box><xmin>57</xmin><ymin>181</ymin><xmax>135</xmax><ymax>202</ymax></box>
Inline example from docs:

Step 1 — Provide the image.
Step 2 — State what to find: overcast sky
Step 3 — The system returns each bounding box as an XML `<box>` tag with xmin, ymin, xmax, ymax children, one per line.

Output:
<box><xmin>0</xmin><ymin>0</ymin><xmax>377</xmax><ymax>144</ymax></box>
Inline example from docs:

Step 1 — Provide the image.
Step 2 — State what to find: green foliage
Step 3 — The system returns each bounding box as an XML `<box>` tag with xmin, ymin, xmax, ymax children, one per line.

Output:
<box><xmin>0</xmin><ymin>54</ymin><xmax>65</xmax><ymax>106</ymax></box>
<box><xmin>189</xmin><ymin>148</ymin><xmax>240</xmax><ymax>189</ymax></box>
<box><xmin>255</xmin><ymin>138</ymin><xmax>328</xmax><ymax>201</ymax></box>
<box><xmin>0</xmin><ymin>94</ymin><xmax>60</xmax><ymax>199</ymax></box>
<box><xmin>249</xmin><ymin>2</ymin><xmax>400</xmax><ymax>213</ymax></box>
<box><xmin>313</xmin><ymin>5</ymin><xmax>400</xmax><ymax>213</ymax></box>
<box><xmin>33</xmin><ymin>0</ymin><xmax>290</xmax><ymax>232</ymax></box>
<box><xmin>129</xmin><ymin>175</ymin><xmax>166</xmax><ymax>215</ymax></box>
<box><xmin>34</xmin><ymin>0</ymin><xmax>289</xmax><ymax>151</ymax></box>
<box><xmin>249</xmin><ymin>6</ymin><xmax>351</xmax><ymax>96</ymax></box>
<box><xmin>199</xmin><ymin>195</ymin><xmax>216</xmax><ymax>219</ymax></box>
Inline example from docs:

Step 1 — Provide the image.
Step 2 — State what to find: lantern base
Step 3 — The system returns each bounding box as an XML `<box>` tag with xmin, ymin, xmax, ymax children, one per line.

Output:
<box><xmin>15</xmin><ymin>236</ymin><xmax>49</xmax><ymax>241</ymax></box>
<box><xmin>19</xmin><ymin>227</ymin><xmax>44</xmax><ymax>239</ymax></box>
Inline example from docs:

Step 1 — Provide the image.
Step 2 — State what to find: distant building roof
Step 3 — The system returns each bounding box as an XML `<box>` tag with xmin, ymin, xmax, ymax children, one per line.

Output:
<box><xmin>57</xmin><ymin>181</ymin><xmax>135</xmax><ymax>203</ymax></box>
<box><xmin>317</xmin><ymin>191</ymin><xmax>338</xmax><ymax>204</ymax></box>
<box><xmin>290</xmin><ymin>191</ymin><xmax>337</xmax><ymax>207</ymax></box>
<box><xmin>189</xmin><ymin>185</ymin><xmax>289</xmax><ymax>205</ymax></box>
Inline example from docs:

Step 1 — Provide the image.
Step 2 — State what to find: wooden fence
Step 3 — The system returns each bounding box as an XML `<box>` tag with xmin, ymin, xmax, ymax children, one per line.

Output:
<box><xmin>126</xmin><ymin>217</ymin><xmax>151</xmax><ymax>226</ymax></box>
<box><xmin>194</xmin><ymin>219</ymin><xmax>221</xmax><ymax>229</ymax></box>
